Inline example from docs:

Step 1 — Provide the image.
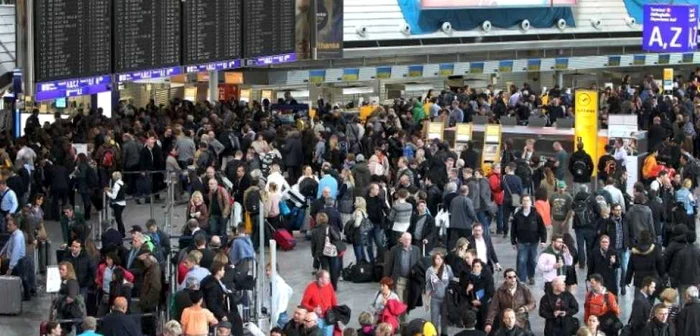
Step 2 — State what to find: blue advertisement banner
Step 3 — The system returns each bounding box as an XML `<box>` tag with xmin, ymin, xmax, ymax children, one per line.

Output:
<box><xmin>376</xmin><ymin>67</ymin><xmax>392</xmax><ymax>79</ymax></box>
<box><xmin>408</xmin><ymin>65</ymin><xmax>424</xmax><ymax>77</ymax></box>
<box><xmin>498</xmin><ymin>60</ymin><xmax>513</xmax><ymax>73</ymax></box>
<box><xmin>36</xmin><ymin>75</ymin><xmax>112</xmax><ymax>101</ymax></box>
<box><xmin>246</xmin><ymin>53</ymin><xmax>297</xmax><ymax>66</ymax></box>
<box><xmin>527</xmin><ymin>59</ymin><xmax>541</xmax><ymax>71</ymax></box>
<box><xmin>309</xmin><ymin>70</ymin><xmax>326</xmax><ymax>84</ymax></box>
<box><xmin>608</xmin><ymin>56</ymin><xmax>621</xmax><ymax>66</ymax></box>
<box><xmin>633</xmin><ymin>55</ymin><xmax>646</xmax><ymax>65</ymax></box>
<box><xmin>470</xmin><ymin>62</ymin><xmax>484</xmax><ymax>74</ymax></box>
<box><xmin>683</xmin><ymin>53</ymin><xmax>695</xmax><ymax>63</ymax></box>
<box><xmin>555</xmin><ymin>58</ymin><xmax>569</xmax><ymax>70</ymax></box>
<box><xmin>342</xmin><ymin>68</ymin><xmax>359</xmax><ymax>81</ymax></box>
<box><xmin>439</xmin><ymin>63</ymin><xmax>454</xmax><ymax>76</ymax></box>
<box><xmin>643</xmin><ymin>4</ymin><xmax>698</xmax><ymax>53</ymax></box>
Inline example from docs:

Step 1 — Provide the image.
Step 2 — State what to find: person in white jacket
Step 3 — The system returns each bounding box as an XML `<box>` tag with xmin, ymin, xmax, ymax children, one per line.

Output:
<box><xmin>266</xmin><ymin>163</ymin><xmax>291</xmax><ymax>194</ymax></box>
<box><xmin>536</xmin><ymin>233</ymin><xmax>573</xmax><ymax>293</ymax></box>
<box><xmin>266</xmin><ymin>262</ymin><xmax>294</xmax><ymax>327</ymax></box>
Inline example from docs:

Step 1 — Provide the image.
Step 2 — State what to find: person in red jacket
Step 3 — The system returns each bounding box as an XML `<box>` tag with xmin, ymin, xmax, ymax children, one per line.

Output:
<box><xmin>95</xmin><ymin>252</ymin><xmax>134</xmax><ymax>316</ymax></box>
<box><xmin>301</xmin><ymin>270</ymin><xmax>338</xmax><ymax>336</ymax></box>
<box><xmin>488</xmin><ymin>163</ymin><xmax>505</xmax><ymax>235</ymax></box>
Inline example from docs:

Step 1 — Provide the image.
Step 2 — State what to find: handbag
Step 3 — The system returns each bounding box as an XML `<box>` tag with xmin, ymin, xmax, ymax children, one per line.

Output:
<box><xmin>279</xmin><ymin>201</ymin><xmax>291</xmax><ymax>216</ymax></box>
<box><xmin>597</xmin><ymin>292</ymin><xmax>623</xmax><ymax>333</ymax></box>
<box><xmin>502</xmin><ymin>176</ymin><xmax>521</xmax><ymax>207</ymax></box>
<box><xmin>323</xmin><ymin>227</ymin><xmax>339</xmax><ymax>257</ymax></box>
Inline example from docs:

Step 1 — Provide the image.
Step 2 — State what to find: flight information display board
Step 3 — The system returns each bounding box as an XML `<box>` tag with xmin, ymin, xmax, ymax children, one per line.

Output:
<box><xmin>184</xmin><ymin>0</ymin><xmax>243</xmax><ymax>71</ymax></box>
<box><xmin>242</xmin><ymin>0</ymin><xmax>296</xmax><ymax>59</ymax></box>
<box><xmin>34</xmin><ymin>0</ymin><xmax>112</xmax><ymax>82</ymax></box>
<box><xmin>114</xmin><ymin>0</ymin><xmax>182</xmax><ymax>76</ymax></box>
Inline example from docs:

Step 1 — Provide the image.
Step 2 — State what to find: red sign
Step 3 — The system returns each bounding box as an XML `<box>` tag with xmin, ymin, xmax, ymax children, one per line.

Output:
<box><xmin>420</xmin><ymin>0</ymin><xmax>576</xmax><ymax>9</ymax></box>
<box><xmin>218</xmin><ymin>84</ymin><xmax>239</xmax><ymax>101</ymax></box>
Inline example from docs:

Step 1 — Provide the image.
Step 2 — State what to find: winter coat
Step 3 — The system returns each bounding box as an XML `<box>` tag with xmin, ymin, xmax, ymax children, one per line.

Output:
<box><xmin>626</xmin><ymin>243</ymin><xmax>664</xmax><ymax>287</ymax></box>
<box><xmin>449</xmin><ymin>195</ymin><xmax>477</xmax><ymax>230</ymax></box>
<box><xmin>625</xmin><ymin>204</ymin><xmax>656</xmax><ymax>245</ymax></box>
<box><xmin>587</xmin><ymin>248</ymin><xmax>620</xmax><ymax>295</ymax></box>
<box><xmin>380</xmin><ymin>299</ymin><xmax>407</xmax><ymax>332</ymax></box>
<box><xmin>677</xmin><ymin>298</ymin><xmax>700</xmax><ymax>336</ymax></box>
<box><xmin>352</xmin><ymin>162</ymin><xmax>371</xmax><ymax>198</ymax></box>
<box><xmin>539</xmin><ymin>291</ymin><xmax>580</xmax><ymax>336</ymax></box>
<box><xmin>139</xmin><ymin>260</ymin><xmax>162</xmax><ymax>311</ymax></box>
<box><xmin>568</xmin><ymin>149</ymin><xmax>595</xmax><ymax>183</ymax></box>
<box><xmin>283</xmin><ymin>135</ymin><xmax>304</xmax><ymax>168</ymax></box>
<box><xmin>666</xmin><ymin>237</ymin><xmax>700</xmax><ymax>287</ymax></box>
<box><xmin>485</xmin><ymin>283</ymin><xmax>536</xmax><ymax>330</ymax></box>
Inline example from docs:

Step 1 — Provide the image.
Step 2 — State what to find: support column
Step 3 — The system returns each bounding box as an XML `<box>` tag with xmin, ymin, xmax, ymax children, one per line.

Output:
<box><xmin>556</xmin><ymin>71</ymin><xmax>564</xmax><ymax>88</ymax></box>
<box><xmin>208</xmin><ymin>71</ymin><xmax>219</xmax><ymax>102</ymax></box>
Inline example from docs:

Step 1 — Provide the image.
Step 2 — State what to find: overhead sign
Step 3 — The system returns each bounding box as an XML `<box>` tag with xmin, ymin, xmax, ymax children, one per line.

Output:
<box><xmin>36</xmin><ymin>75</ymin><xmax>112</xmax><ymax>101</ymax></box>
<box><xmin>643</xmin><ymin>4</ymin><xmax>698</xmax><ymax>53</ymax></box>
<box><xmin>574</xmin><ymin>90</ymin><xmax>599</xmax><ymax>173</ymax></box>
<box><xmin>420</xmin><ymin>0</ymin><xmax>576</xmax><ymax>9</ymax></box>
<box><xmin>117</xmin><ymin>66</ymin><xmax>182</xmax><ymax>83</ymax></box>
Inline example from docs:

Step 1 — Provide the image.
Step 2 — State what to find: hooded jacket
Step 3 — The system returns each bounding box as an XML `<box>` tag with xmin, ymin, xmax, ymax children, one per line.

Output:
<box><xmin>351</xmin><ymin>161</ymin><xmax>371</xmax><ymax>198</ymax></box>
<box><xmin>625</xmin><ymin>243</ymin><xmax>664</xmax><ymax>287</ymax></box>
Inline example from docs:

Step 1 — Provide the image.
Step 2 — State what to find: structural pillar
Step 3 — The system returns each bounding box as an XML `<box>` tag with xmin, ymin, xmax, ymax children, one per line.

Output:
<box><xmin>555</xmin><ymin>71</ymin><xmax>564</xmax><ymax>88</ymax></box>
<box><xmin>208</xmin><ymin>71</ymin><xmax>219</xmax><ymax>102</ymax></box>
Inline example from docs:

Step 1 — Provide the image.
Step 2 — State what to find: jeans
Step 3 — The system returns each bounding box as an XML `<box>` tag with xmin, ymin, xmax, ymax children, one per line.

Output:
<box><xmin>353</xmin><ymin>231</ymin><xmax>370</xmax><ymax>262</ymax></box>
<box><xmin>617</xmin><ymin>249</ymin><xmax>630</xmax><ymax>287</ymax></box>
<box><xmin>429</xmin><ymin>298</ymin><xmax>448</xmax><ymax>335</ymax></box>
<box><xmin>318</xmin><ymin>317</ymin><xmax>334</xmax><ymax>336</ymax></box>
<box><xmin>209</xmin><ymin>215</ymin><xmax>227</xmax><ymax>237</ymax></box>
<box><xmin>367</xmin><ymin>225</ymin><xmax>386</xmax><ymax>263</ymax></box>
<box><xmin>574</xmin><ymin>228</ymin><xmax>596</xmax><ymax>265</ymax></box>
<box><xmin>516</xmin><ymin>242</ymin><xmax>538</xmax><ymax>282</ymax></box>
<box><xmin>477</xmin><ymin>211</ymin><xmax>492</xmax><ymax>239</ymax></box>
<box><xmin>136</xmin><ymin>174</ymin><xmax>153</xmax><ymax>200</ymax></box>
<box><xmin>495</xmin><ymin>205</ymin><xmax>504</xmax><ymax>235</ymax></box>
<box><xmin>503</xmin><ymin>205</ymin><xmax>516</xmax><ymax>235</ymax></box>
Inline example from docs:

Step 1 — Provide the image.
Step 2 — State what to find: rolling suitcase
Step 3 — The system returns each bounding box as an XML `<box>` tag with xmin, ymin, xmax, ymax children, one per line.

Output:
<box><xmin>0</xmin><ymin>275</ymin><xmax>23</xmax><ymax>315</ymax></box>
<box><xmin>268</xmin><ymin>222</ymin><xmax>296</xmax><ymax>251</ymax></box>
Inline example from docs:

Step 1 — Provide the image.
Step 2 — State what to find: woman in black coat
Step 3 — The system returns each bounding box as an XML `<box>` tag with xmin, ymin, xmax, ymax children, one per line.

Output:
<box><xmin>201</xmin><ymin>263</ymin><xmax>228</xmax><ymax>322</ymax></box>
<box><xmin>626</xmin><ymin>230</ymin><xmax>664</xmax><ymax>289</ymax></box>
<box><xmin>108</xmin><ymin>267</ymin><xmax>133</xmax><ymax>314</ymax></box>
<box><xmin>587</xmin><ymin>235</ymin><xmax>621</xmax><ymax>295</ymax></box>
<box><xmin>74</xmin><ymin>153</ymin><xmax>97</xmax><ymax>220</ymax></box>
<box><xmin>462</xmin><ymin>259</ymin><xmax>494</xmax><ymax>330</ymax></box>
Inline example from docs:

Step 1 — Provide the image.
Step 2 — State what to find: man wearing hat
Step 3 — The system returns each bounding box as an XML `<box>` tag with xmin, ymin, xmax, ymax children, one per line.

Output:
<box><xmin>549</xmin><ymin>181</ymin><xmax>573</xmax><ymax>236</ymax></box>
<box><xmin>216</xmin><ymin>321</ymin><xmax>232</xmax><ymax>336</ymax></box>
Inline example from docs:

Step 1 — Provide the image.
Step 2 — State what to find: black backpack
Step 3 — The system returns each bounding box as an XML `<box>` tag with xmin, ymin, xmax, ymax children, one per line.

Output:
<box><xmin>515</xmin><ymin>159</ymin><xmax>532</xmax><ymax>184</ymax></box>
<box><xmin>572</xmin><ymin>158</ymin><xmax>588</xmax><ymax>178</ymax></box>
<box><xmin>572</xmin><ymin>195</ymin><xmax>593</xmax><ymax>229</ymax></box>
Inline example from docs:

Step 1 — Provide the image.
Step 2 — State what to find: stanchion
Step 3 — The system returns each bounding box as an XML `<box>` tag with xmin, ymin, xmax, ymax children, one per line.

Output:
<box><xmin>269</xmin><ymin>239</ymin><xmax>277</xmax><ymax>329</ymax></box>
<box><xmin>256</xmin><ymin>200</ymin><xmax>266</xmax><ymax>322</ymax></box>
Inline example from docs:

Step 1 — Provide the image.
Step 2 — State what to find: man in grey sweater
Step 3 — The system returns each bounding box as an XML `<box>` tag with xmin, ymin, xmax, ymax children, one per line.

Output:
<box><xmin>175</xmin><ymin>130</ymin><xmax>196</xmax><ymax>168</ymax></box>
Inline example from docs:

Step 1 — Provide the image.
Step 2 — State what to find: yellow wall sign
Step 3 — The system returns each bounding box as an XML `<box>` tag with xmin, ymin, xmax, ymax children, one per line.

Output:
<box><xmin>574</xmin><ymin>90</ymin><xmax>598</xmax><ymax>174</ymax></box>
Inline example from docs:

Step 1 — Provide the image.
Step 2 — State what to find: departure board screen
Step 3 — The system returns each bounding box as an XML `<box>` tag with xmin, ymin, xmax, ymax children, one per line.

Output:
<box><xmin>34</xmin><ymin>0</ymin><xmax>112</xmax><ymax>82</ymax></box>
<box><xmin>243</xmin><ymin>0</ymin><xmax>296</xmax><ymax>59</ymax></box>
<box><xmin>114</xmin><ymin>0</ymin><xmax>181</xmax><ymax>74</ymax></box>
<box><xmin>184</xmin><ymin>0</ymin><xmax>243</xmax><ymax>68</ymax></box>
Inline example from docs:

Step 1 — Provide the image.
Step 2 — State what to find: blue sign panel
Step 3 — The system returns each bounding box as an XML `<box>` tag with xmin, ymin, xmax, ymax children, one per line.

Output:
<box><xmin>643</xmin><ymin>4</ymin><xmax>698</xmax><ymax>53</ymax></box>
<box><xmin>36</xmin><ymin>75</ymin><xmax>112</xmax><ymax>101</ymax></box>
<box><xmin>245</xmin><ymin>53</ymin><xmax>297</xmax><ymax>66</ymax></box>
<box><xmin>185</xmin><ymin>60</ymin><xmax>242</xmax><ymax>73</ymax></box>
<box><xmin>117</xmin><ymin>66</ymin><xmax>182</xmax><ymax>83</ymax></box>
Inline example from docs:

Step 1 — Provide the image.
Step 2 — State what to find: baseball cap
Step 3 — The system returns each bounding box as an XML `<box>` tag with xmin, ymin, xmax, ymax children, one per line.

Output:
<box><xmin>556</xmin><ymin>181</ymin><xmax>566</xmax><ymax>189</ymax></box>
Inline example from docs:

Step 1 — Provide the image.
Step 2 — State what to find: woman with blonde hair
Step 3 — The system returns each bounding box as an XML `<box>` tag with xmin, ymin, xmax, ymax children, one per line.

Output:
<box><xmin>338</xmin><ymin>168</ymin><xmax>356</xmax><ymax>225</ymax></box>
<box><xmin>649</xmin><ymin>288</ymin><xmax>680</xmax><ymax>326</ymax></box>
<box><xmin>445</xmin><ymin>237</ymin><xmax>470</xmax><ymax>278</ymax></box>
<box><xmin>266</xmin><ymin>182</ymin><xmax>282</xmax><ymax>229</ymax></box>
<box><xmin>350</xmin><ymin>197</ymin><xmax>372</xmax><ymax>262</ymax></box>
<box><xmin>186</xmin><ymin>191</ymin><xmax>209</xmax><ymax>230</ymax></box>
<box><xmin>54</xmin><ymin>261</ymin><xmax>85</xmax><ymax>333</ymax></box>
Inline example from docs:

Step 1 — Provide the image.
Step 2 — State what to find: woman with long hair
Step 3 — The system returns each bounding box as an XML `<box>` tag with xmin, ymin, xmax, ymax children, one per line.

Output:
<box><xmin>54</xmin><ymin>261</ymin><xmax>84</xmax><ymax>334</ymax></box>
<box><xmin>425</xmin><ymin>253</ymin><xmax>454</xmax><ymax>336</ymax></box>
<box><xmin>96</xmin><ymin>252</ymin><xmax>134</xmax><ymax>316</ymax></box>
<box><xmin>338</xmin><ymin>169</ymin><xmax>356</xmax><ymax>225</ymax></box>
<box><xmin>109</xmin><ymin>265</ymin><xmax>134</xmax><ymax>313</ymax></box>
<box><xmin>351</xmin><ymin>197</ymin><xmax>372</xmax><ymax>262</ymax></box>
<box><xmin>186</xmin><ymin>191</ymin><xmax>209</xmax><ymax>230</ymax></box>
<box><xmin>445</xmin><ymin>237</ymin><xmax>470</xmax><ymax>279</ymax></box>
<box><xmin>74</xmin><ymin>153</ymin><xmax>97</xmax><ymax>220</ymax></box>
<box><xmin>325</xmin><ymin>135</ymin><xmax>344</xmax><ymax>171</ymax></box>
<box><xmin>541</xmin><ymin>167</ymin><xmax>557</xmax><ymax>198</ymax></box>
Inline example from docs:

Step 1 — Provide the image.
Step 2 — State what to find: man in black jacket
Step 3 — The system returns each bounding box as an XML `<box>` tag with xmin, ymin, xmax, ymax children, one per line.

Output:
<box><xmin>538</xmin><ymin>277</ymin><xmax>579</xmax><ymax>336</ymax></box>
<box><xmin>640</xmin><ymin>305</ymin><xmax>675</xmax><ymax>336</ymax></box>
<box><xmin>283</xmin><ymin>306</ymin><xmax>308</xmax><ymax>336</ymax></box>
<box><xmin>629</xmin><ymin>276</ymin><xmax>656</xmax><ymax>334</ymax></box>
<box><xmin>66</xmin><ymin>239</ymin><xmax>96</xmax><ymax>295</ymax></box>
<box><xmin>678</xmin><ymin>286</ymin><xmax>700</xmax><ymax>336</ymax></box>
<box><xmin>468</xmin><ymin>223</ymin><xmax>501</xmax><ymax>273</ymax></box>
<box><xmin>569</xmin><ymin>142</ymin><xmax>595</xmax><ymax>192</ymax></box>
<box><xmin>511</xmin><ymin>195</ymin><xmax>547</xmax><ymax>284</ymax></box>
<box><xmin>99</xmin><ymin>297</ymin><xmax>141</xmax><ymax>336</ymax></box>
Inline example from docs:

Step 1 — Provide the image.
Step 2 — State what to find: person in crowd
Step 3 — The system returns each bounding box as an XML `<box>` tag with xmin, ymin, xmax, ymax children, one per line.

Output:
<box><xmin>408</xmin><ymin>199</ymin><xmax>435</xmax><ymax>254</ymax></box>
<box><xmin>652</xmin><ymin>288</ymin><xmax>681</xmax><ymax>328</ymax></box>
<box><xmin>384</xmin><ymin>232</ymin><xmax>421</xmax><ymax>314</ymax></box>
<box><xmin>501</xmin><ymin>162</ymin><xmax>523</xmax><ymax>239</ymax></box>
<box><xmin>99</xmin><ymin>297</ymin><xmax>141</xmax><ymax>336</ymax></box>
<box><xmin>677</xmin><ymin>286</ymin><xmax>700</xmax><ymax>336</ymax></box>
<box><xmin>371</xmin><ymin>277</ymin><xmax>402</xmax><ymax>322</ymax></box>
<box><xmin>229</xmin><ymin>222</ymin><xmax>255</xmax><ymax>272</ymax></box>
<box><xmin>598</xmin><ymin>203</ymin><xmax>631</xmax><ymax>296</ymax></box>
<box><xmin>463</xmin><ymin>258</ymin><xmax>494</xmax><ymax>330</ymax></box>
<box><xmin>485</xmin><ymin>268</ymin><xmax>536</xmax><ymax>334</ymax></box>
<box><xmin>640</xmin><ymin>305</ymin><xmax>676</xmax><ymax>336</ymax></box>
<box><xmin>512</xmin><ymin>194</ymin><xmax>547</xmax><ymax>285</ymax></box>
<box><xmin>283</xmin><ymin>306</ymin><xmax>308</xmax><ymax>336</ymax></box>
<box><xmin>53</xmin><ymin>260</ymin><xmax>84</xmax><ymax>331</ymax></box>
<box><xmin>626</xmin><ymin>194</ymin><xmax>656</xmax><ymax>246</ymax></box>
<box><xmin>65</xmin><ymin>238</ymin><xmax>96</xmax><ymax>297</ymax></box>
<box><xmin>387</xmin><ymin>188</ymin><xmax>413</xmax><ymax>247</ymax></box>
<box><xmin>0</xmin><ymin>216</ymin><xmax>26</xmax><ymax>292</ymax></box>
<box><xmin>178</xmin><ymin>250</ymin><xmax>211</xmax><ymax>290</ymax></box>
<box><xmin>629</xmin><ymin>276</ymin><xmax>657</xmax><ymax>334</ymax></box>
<box><xmin>582</xmin><ymin>315</ymin><xmax>604</xmax><ymax>336</ymax></box>
<box><xmin>494</xmin><ymin>309</ymin><xmax>533</xmax><ymax>336</ymax></box>
<box><xmin>162</xmin><ymin>320</ymin><xmax>183</xmax><ymax>336</ymax></box>
<box><xmin>186</xmin><ymin>191</ymin><xmax>209</xmax><ymax>230</ymax></box>
<box><xmin>467</xmin><ymin>223</ymin><xmax>501</xmax><ymax>273</ymax></box>
<box><xmin>337</xmin><ymin>168</ymin><xmax>356</xmax><ymax>225</ymax></box>
<box><xmin>265</xmin><ymin>262</ymin><xmax>294</xmax><ymax>327</ymax></box>
<box><xmin>675</xmin><ymin>178</ymin><xmax>696</xmax><ymax>232</ymax></box>
<box><xmin>534</xmin><ymin>187</ymin><xmax>553</xmax><ymax>243</ymax></box>
<box><xmin>105</xmin><ymin>171</ymin><xmax>126</xmax><ymax>237</ymax></box>
<box><xmin>303</xmin><ymin>312</ymin><xmax>324</xmax><ymax>336</ymax></box>
<box><xmin>449</xmin><ymin>185</ymin><xmax>477</xmax><ymax>250</ymax></box>
<box><xmin>96</xmin><ymin>252</ymin><xmax>133</xmax><ymax>316</ymax></box>
<box><xmin>301</xmin><ymin>270</ymin><xmax>337</xmax><ymax>336</ymax></box>
<box><xmin>351</xmin><ymin>196</ymin><xmax>372</xmax><ymax>263</ymax></box>
<box><xmin>569</xmin><ymin>142</ymin><xmax>595</xmax><ymax>192</ymax></box>
<box><xmin>587</xmin><ymin>234</ymin><xmax>620</xmax><ymax>295</ymax></box>
<box><xmin>206</xmin><ymin>178</ymin><xmax>232</xmax><ymax>238</ymax></box>
<box><xmin>59</xmin><ymin>205</ymin><xmax>87</xmax><ymax>245</ymax></box>
<box><xmin>549</xmin><ymin>181</ymin><xmax>573</xmax><ymax>236</ymax></box>
<box><xmin>43</xmin><ymin>321</ymin><xmax>63</xmax><ymax>336</ymax></box>
<box><xmin>108</xmin><ymin>267</ymin><xmax>133</xmax><ymax>315</ymax></box>
<box><xmin>180</xmin><ymin>289</ymin><xmax>219</xmax><ymax>336</ymax></box>
<box><xmin>537</xmin><ymin>233</ymin><xmax>574</xmax><ymax>293</ymax></box>
<box><xmin>310</xmin><ymin>213</ymin><xmax>342</xmax><ymax>289</ymax></box>
<box><xmin>425</xmin><ymin>252</ymin><xmax>454</xmax><ymax>335</ymax></box>
<box><xmin>365</xmin><ymin>183</ymin><xmax>388</xmax><ymax>262</ymax></box>
<box><xmin>584</xmin><ymin>274</ymin><xmax>621</xmax><ymax>335</ymax></box>
<box><xmin>539</xmin><ymin>277</ymin><xmax>579</xmax><ymax>336</ymax></box>
<box><xmin>625</xmin><ymin>230</ymin><xmax>664</xmax><ymax>290</ymax></box>
<box><xmin>445</xmin><ymin>237</ymin><xmax>471</xmax><ymax>280</ymax></box>
<box><xmin>138</xmin><ymin>252</ymin><xmax>162</xmax><ymax>335</ymax></box>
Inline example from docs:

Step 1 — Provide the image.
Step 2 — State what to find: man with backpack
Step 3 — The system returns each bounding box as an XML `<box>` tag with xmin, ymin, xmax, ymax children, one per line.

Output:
<box><xmin>569</xmin><ymin>142</ymin><xmax>594</xmax><ymax>193</ymax></box>
<box><xmin>572</xmin><ymin>185</ymin><xmax>597</xmax><ymax>269</ymax></box>
<box><xmin>597</xmin><ymin>145</ymin><xmax>617</xmax><ymax>186</ymax></box>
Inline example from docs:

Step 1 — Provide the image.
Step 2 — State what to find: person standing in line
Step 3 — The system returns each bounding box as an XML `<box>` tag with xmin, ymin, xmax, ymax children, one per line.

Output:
<box><xmin>448</xmin><ymin>185</ymin><xmax>477</xmax><ymax>250</ymax></box>
<box><xmin>552</xmin><ymin>142</ymin><xmax>569</xmax><ymax>183</ymax></box>
<box><xmin>425</xmin><ymin>252</ymin><xmax>454</xmax><ymax>336</ymax></box>
<box><xmin>501</xmin><ymin>163</ymin><xmax>523</xmax><ymax>239</ymax></box>
<box><xmin>549</xmin><ymin>182</ymin><xmax>573</xmax><ymax>236</ymax></box>
<box><xmin>105</xmin><ymin>172</ymin><xmax>126</xmax><ymax>237</ymax></box>
<box><xmin>677</xmin><ymin>286</ymin><xmax>700</xmax><ymax>335</ymax></box>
